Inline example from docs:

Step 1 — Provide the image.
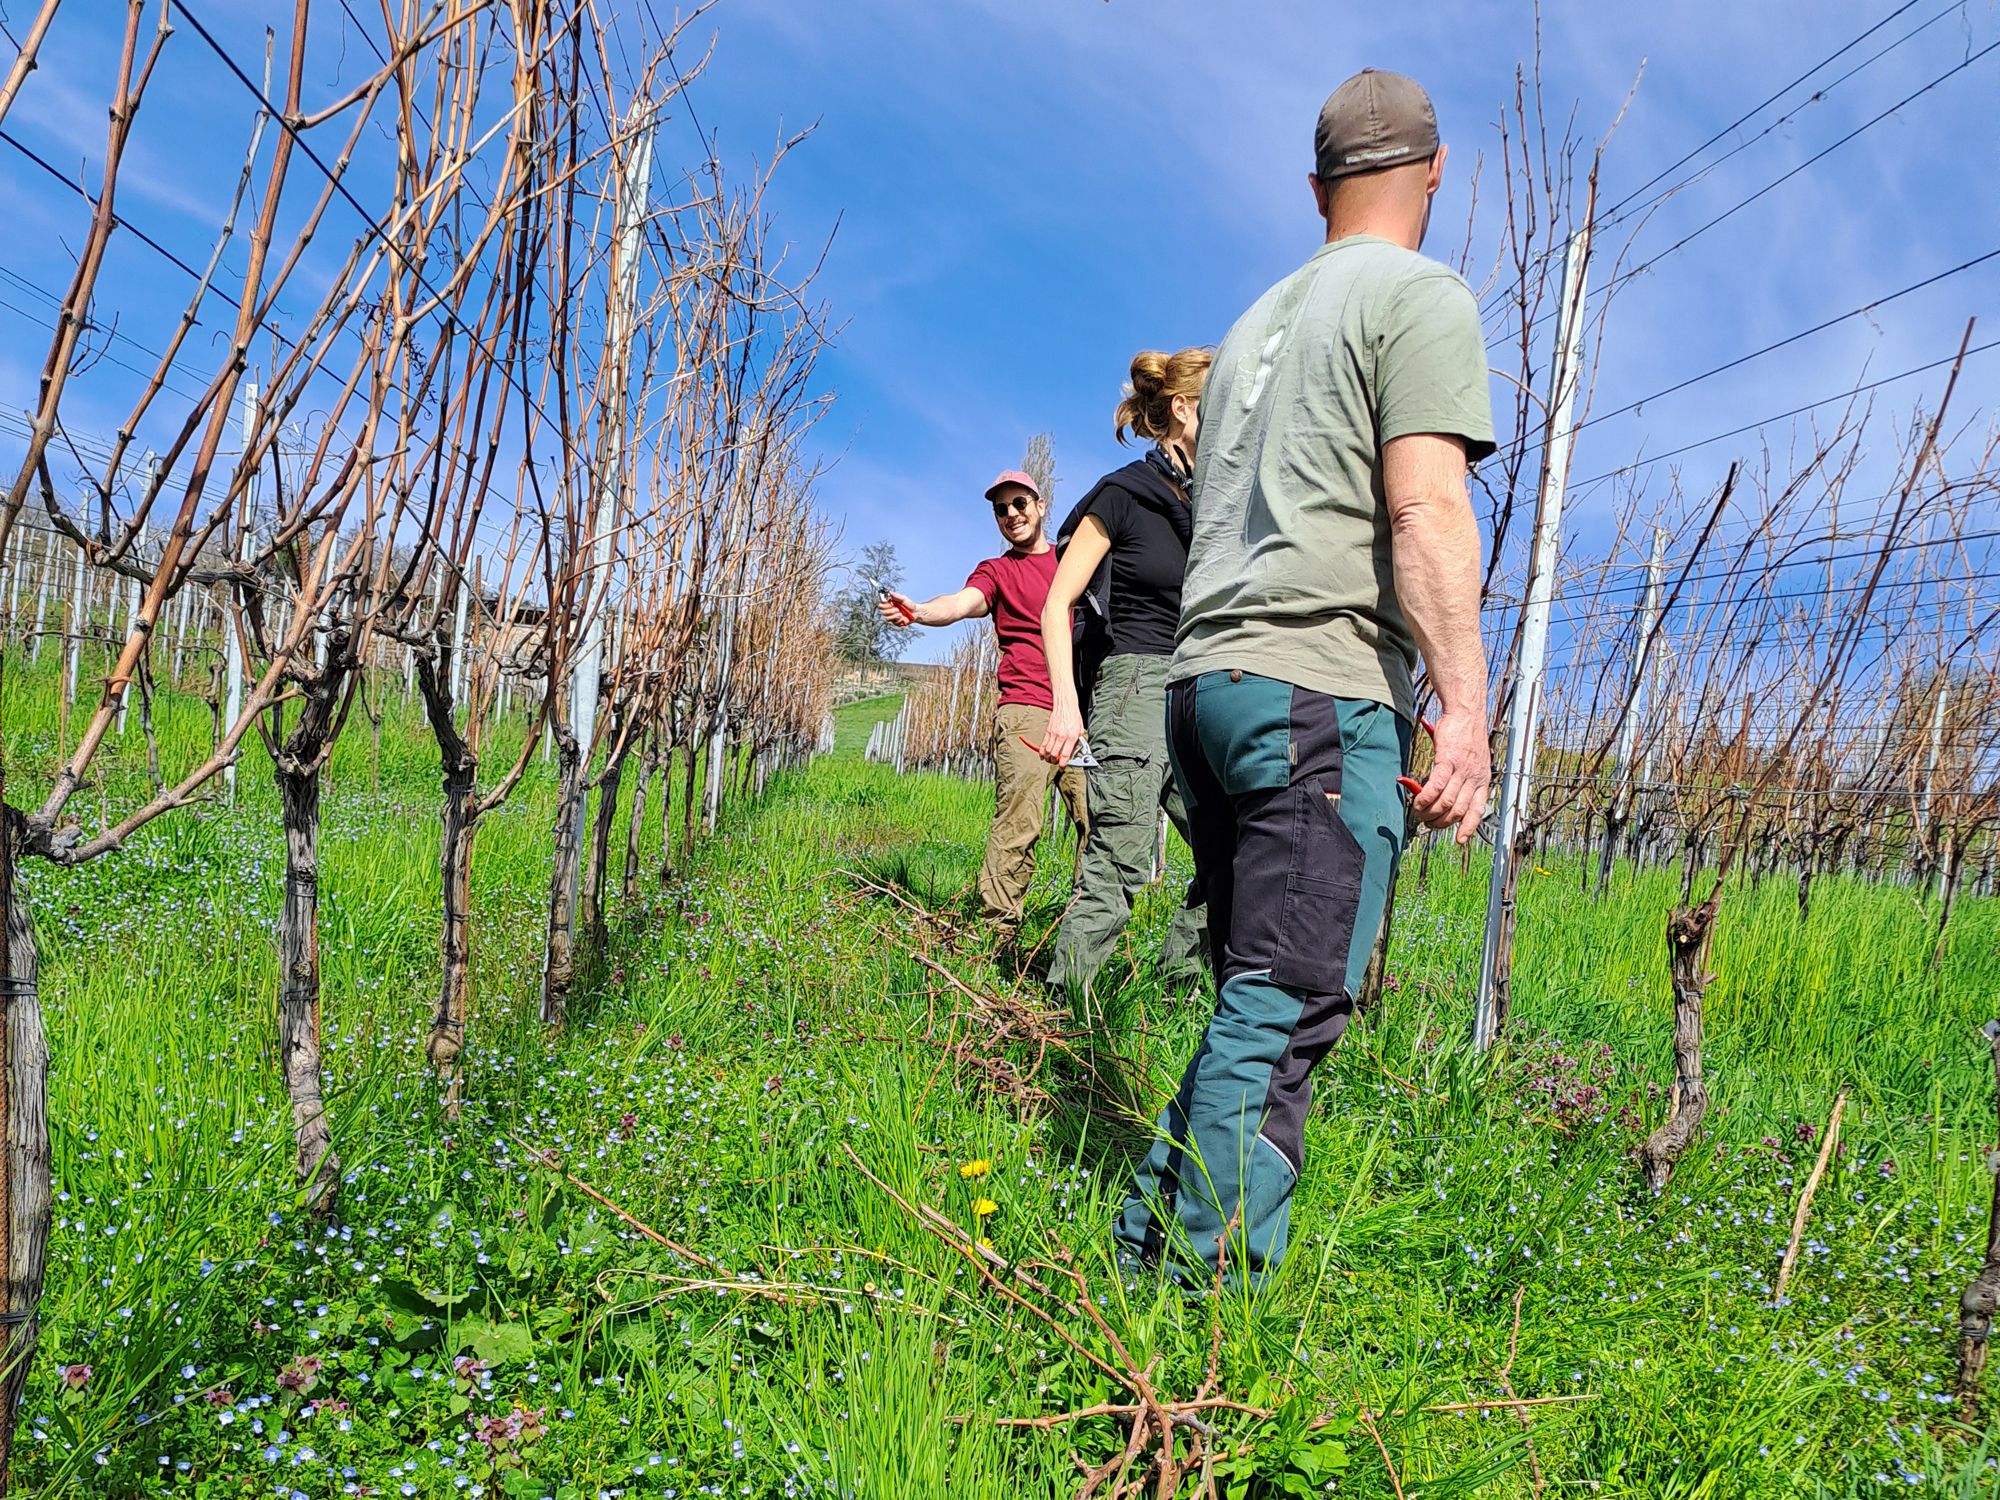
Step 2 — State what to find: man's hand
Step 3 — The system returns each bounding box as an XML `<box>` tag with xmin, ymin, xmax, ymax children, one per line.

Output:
<box><xmin>1412</xmin><ymin>705</ymin><xmax>1489</xmax><ymax>843</ymax></box>
<box><xmin>877</xmin><ymin>591</ymin><xmax>918</xmax><ymax>626</ymax></box>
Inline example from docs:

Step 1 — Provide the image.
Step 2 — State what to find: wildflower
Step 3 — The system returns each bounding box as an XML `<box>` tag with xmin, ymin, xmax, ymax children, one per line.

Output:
<box><xmin>972</xmin><ymin>1198</ymin><xmax>997</xmax><ymax>1218</ymax></box>
<box><xmin>57</xmin><ymin>1365</ymin><xmax>92</xmax><ymax>1391</ymax></box>
<box><xmin>202</xmin><ymin>1388</ymin><xmax>234</xmax><ymax>1408</ymax></box>
<box><xmin>977</xmin><ymin>1237</ymin><xmax>994</xmax><ymax>1251</ymax></box>
<box><xmin>958</xmin><ymin>1159</ymin><xmax>991</xmax><ymax>1179</ymax></box>
<box><xmin>619</xmin><ymin>1113</ymin><xmax>637</xmax><ymax>1132</ymax></box>
<box><xmin>277</xmin><ymin>1356</ymin><xmax>323</xmax><ymax>1396</ymax></box>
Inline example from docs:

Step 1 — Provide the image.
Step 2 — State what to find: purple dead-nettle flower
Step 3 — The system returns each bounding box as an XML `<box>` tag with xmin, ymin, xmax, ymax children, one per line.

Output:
<box><xmin>58</xmin><ymin>1364</ymin><xmax>92</xmax><ymax>1391</ymax></box>
<box><xmin>277</xmin><ymin>1356</ymin><xmax>323</xmax><ymax>1395</ymax></box>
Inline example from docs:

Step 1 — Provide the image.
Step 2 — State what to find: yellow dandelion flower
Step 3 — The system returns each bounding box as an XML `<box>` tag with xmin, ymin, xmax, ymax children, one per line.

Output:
<box><xmin>1534</xmin><ymin>866</ymin><xmax>1551</xmax><ymax>876</ymax></box>
<box><xmin>958</xmin><ymin>1159</ymin><xmax>991</xmax><ymax>1179</ymax></box>
<box><xmin>972</xmin><ymin>1197</ymin><xmax>998</xmax><ymax>1218</ymax></box>
<box><xmin>978</xmin><ymin>1237</ymin><xmax>994</xmax><ymax>1250</ymax></box>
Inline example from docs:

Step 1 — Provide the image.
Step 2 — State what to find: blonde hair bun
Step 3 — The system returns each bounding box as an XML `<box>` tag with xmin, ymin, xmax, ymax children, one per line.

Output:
<box><xmin>1115</xmin><ymin>346</ymin><xmax>1213</xmax><ymax>445</ymax></box>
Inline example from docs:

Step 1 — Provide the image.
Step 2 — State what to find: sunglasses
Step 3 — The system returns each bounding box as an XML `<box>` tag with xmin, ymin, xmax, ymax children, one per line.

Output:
<box><xmin>991</xmin><ymin>495</ymin><xmax>1035</xmax><ymax>516</ymax></box>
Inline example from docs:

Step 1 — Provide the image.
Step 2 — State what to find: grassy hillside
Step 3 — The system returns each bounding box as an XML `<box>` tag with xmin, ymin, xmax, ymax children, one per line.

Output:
<box><xmin>11</xmin><ymin>671</ymin><xmax>2000</xmax><ymax>1496</ymax></box>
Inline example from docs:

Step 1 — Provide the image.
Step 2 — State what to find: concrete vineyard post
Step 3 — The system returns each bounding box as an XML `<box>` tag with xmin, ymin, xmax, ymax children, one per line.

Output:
<box><xmin>450</xmin><ymin>553</ymin><xmax>472</xmax><ymax>714</ymax></box>
<box><xmin>27</xmin><ymin>533</ymin><xmax>46</xmax><ymax>667</ymax></box>
<box><xmin>1475</xmin><ymin>223</ymin><xmax>1590</xmax><ymax>1053</ymax></box>
<box><xmin>63</xmin><ymin>536</ymin><xmax>85</xmax><ymax>714</ymax></box>
<box><xmin>224</xmin><ymin>383</ymin><xmax>256</xmax><ymax>805</ymax></box>
<box><xmin>570</xmin><ymin>104</ymin><xmax>656</xmax><ymax>891</ymax></box>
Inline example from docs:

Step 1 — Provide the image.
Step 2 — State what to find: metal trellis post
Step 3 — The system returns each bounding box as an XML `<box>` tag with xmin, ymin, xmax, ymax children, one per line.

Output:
<box><xmin>1474</xmin><ymin>225</ymin><xmax>1590</xmax><ymax>1052</ymax></box>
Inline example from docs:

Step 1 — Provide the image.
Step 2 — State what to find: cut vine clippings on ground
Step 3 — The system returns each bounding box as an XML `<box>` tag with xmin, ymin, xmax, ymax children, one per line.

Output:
<box><xmin>845</xmin><ymin>1143</ymin><xmax>1590</xmax><ymax>1498</ymax></box>
<box><xmin>838</xmin><ymin>867</ymin><xmax>1107</xmax><ymax>1116</ymax></box>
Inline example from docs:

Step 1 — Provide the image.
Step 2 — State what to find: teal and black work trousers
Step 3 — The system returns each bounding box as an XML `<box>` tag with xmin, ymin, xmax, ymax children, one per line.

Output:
<box><xmin>1049</xmin><ymin>654</ymin><xmax>1207</xmax><ymax>999</ymax></box>
<box><xmin>1112</xmin><ymin>670</ymin><xmax>1409</xmax><ymax>1286</ymax></box>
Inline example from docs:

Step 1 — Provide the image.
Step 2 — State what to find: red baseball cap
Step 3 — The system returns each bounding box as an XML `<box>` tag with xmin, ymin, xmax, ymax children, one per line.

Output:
<box><xmin>984</xmin><ymin>470</ymin><xmax>1040</xmax><ymax>502</ymax></box>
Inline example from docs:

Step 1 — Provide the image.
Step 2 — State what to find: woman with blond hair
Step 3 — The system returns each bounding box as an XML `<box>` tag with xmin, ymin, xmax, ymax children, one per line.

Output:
<box><xmin>1037</xmin><ymin>348</ymin><xmax>1211</xmax><ymax>1007</ymax></box>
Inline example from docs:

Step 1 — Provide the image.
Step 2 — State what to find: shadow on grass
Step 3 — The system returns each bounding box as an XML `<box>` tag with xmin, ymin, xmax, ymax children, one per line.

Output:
<box><xmin>1039</xmin><ymin>1005</ymin><xmax>1160</xmax><ymax>1186</ymax></box>
<box><xmin>1042</xmin><ymin>1087</ymin><xmax>1154</xmax><ymax>1195</ymax></box>
<box><xmin>858</xmin><ymin>842</ymin><xmax>982</xmax><ymax>918</ymax></box>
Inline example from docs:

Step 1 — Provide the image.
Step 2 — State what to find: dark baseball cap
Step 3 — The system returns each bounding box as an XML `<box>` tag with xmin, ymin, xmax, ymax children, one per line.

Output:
<box><xmin>1314</xmin><ymin>69</ymin><xmax>1439</xmax><ymax>180</ymax></box>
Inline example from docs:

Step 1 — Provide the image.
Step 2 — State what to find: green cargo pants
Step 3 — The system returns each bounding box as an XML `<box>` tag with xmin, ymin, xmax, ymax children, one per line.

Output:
<box><xmin>1048</xmin><ymin>654</ymin><xmax>1207</xmax><ymax>1000</ymax></box>
<box><xmin>1113</xmin><ymin>671</ymin><xmax>1409</xmax><ymax>1289</ymax></box>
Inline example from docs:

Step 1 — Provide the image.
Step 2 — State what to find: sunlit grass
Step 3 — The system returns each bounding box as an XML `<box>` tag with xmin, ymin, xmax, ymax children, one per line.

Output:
<box><xmin>7</xmin><ymin>663</ymin><xmax>1997</xmax><ymax>1496</ymax></box>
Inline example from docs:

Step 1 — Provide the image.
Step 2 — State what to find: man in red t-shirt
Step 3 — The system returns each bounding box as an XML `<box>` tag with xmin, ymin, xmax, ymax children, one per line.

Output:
<box><xmin>881</xmin><ymin>471</ymin><xmax>1089</xmax><ymax>935</ymax></box>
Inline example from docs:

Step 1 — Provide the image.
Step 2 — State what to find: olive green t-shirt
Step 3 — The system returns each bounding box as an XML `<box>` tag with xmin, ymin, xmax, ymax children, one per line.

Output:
<box><xmin>1171</xmin><ymin>234</ymin><xmax>1495</xmax><ymax>721</ymax></box>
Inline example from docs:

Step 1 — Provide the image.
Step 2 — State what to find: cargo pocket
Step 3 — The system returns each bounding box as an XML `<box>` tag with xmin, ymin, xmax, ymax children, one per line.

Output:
<box><xmin>1269</xmin><ymin>774</ymin><xmax>1364</xmax><ymax>994</ymax></box>
<box><xmin>1085</xmin><ymin>758</ymin><xmax>1144</xmax><ymax>830</ymax></box>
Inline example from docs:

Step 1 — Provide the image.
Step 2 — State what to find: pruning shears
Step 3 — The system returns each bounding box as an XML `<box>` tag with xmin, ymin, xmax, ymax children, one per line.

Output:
<box><xmin>1021</xmin><ymin>734</ymin><xmax>1099</xmax><ymax>769</ymax></box>
<box><xmin>869</xmin><ymin>576</ymin><xmax>914</xmax><ymax>624</ymax></box>
<box><xmin>1396</xmin><ymin>717</ymin><xmax>1438</xmax><ymax>798</ymax></box>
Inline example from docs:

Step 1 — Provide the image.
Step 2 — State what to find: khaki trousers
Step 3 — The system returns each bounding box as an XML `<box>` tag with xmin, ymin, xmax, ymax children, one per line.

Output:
<box><xmin>978</xmin><ymin>703</ymin><xmax>1088</xmax><ymax>929</ymax></box>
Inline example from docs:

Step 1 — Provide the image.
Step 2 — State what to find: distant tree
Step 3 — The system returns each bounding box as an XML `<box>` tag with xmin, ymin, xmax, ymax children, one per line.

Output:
<box><xmin>1022</xmin><ymin>431</ymin><xmax>1057</xmax><ymax>511</ymax></box>
<box><xmin>835</xmin><ymin>540</ymin><xmax>908</xmax><ymax>663</ymax></box>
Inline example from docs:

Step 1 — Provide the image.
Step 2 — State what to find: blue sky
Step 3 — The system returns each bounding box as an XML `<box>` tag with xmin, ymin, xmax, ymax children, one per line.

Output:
<box><xmin>681</xmin><ymin>0</ymin><xmax>1999</xmax><ymax>662</ymax></box>
<box><xmin>1</xmin><ymin>1</ymin><xmax>1995</xmax><ymax>668</ymax></box>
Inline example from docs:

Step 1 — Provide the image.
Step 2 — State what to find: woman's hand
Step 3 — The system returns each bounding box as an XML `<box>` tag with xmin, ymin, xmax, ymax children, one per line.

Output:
<box><xmin>1036</xmin><ymin>515</ymin><xmax>1109</xmax><ymax>768</ymax></box>
<box><xmin>1037</xmin><ymin>700</ymin><xmax>1085</xmax><ymax>766</ymax></box>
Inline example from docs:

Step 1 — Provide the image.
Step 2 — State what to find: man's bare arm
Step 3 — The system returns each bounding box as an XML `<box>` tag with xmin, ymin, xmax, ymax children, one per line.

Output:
<box><xmin>1383</xmin><ymin>432</ymin><xmax>1490</xmax><ymax>843</ymax></box>
<box><xmin>881</xmin><ymin>586</ymin><xmax>989</xmax><ymax>628</ymax></box>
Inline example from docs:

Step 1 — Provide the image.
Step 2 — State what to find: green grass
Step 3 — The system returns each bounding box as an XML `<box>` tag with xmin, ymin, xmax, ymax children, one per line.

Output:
<box><xmin>8</xmin><ymin>661</ymin><xmax>1999</xmax><ymax>1497</ymax></box>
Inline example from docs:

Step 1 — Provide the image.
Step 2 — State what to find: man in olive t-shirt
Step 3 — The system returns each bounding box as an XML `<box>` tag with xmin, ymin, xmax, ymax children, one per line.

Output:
<box><xmin>1114</xmin><ymin>69</ymin><xmax>1495</xmax><ymax>1287</ymax></box>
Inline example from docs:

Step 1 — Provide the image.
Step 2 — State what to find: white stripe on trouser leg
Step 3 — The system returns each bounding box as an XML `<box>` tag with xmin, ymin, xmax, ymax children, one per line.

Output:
<box><xmin>1254</xmin><ymin>1131</ymin><xmax>1297</xmax><ymax>1180</ymax></box>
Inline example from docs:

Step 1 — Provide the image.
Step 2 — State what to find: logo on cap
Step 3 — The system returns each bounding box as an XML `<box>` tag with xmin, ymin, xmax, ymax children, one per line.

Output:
<box><xmin>1315</xmin><ymin>69</ymin><xmax>1439</xmax><ymax>182</ymax></box>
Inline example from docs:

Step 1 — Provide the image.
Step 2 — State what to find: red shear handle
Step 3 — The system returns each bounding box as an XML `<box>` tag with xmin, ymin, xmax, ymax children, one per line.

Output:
<box><xmin>1401</xmin><ymin>719</ymin><xmax>1436</xmax><ymax>795</ymax></box>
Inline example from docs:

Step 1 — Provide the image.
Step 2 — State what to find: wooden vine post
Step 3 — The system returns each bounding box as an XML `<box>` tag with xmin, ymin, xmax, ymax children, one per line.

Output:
<box><xmin>0</xmin><ymin>650</ymin><xmax>47</xmax><ymax>1497</ymax></box>
<box><xmin>0</xmin><ymin>649</ymin><xmax>12</xmax><ymax>1493</ymax></box>
<box><xmin>1957</xmin><ymin>1018</ymin><xmax>2000</xmax><ymax>1420</ymax></box>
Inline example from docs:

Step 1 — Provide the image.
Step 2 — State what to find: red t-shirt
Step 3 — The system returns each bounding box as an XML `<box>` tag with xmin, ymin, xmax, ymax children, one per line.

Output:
<box><xmin>967</xmin><ymin>547</ymin><xmax>1061</xmax><ymax>710</ymax></box>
